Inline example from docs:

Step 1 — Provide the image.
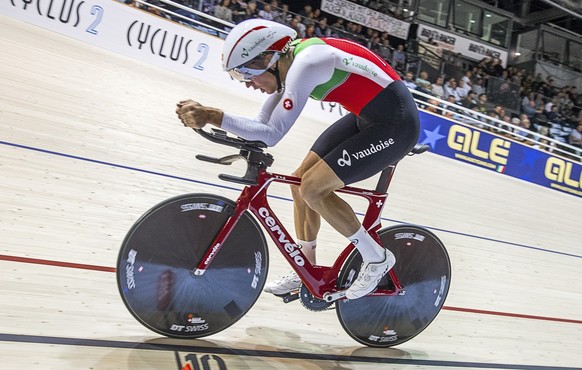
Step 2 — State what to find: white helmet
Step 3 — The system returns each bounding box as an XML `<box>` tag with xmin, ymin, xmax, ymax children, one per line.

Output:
<box><xmin>222</xmin><ymin>19</ymin><xmax>297</xmax><ymax>82</ymax></box>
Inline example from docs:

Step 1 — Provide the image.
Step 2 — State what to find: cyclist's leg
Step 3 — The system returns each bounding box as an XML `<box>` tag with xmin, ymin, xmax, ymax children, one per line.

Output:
<box><xmin>264</xmin><ymin>116</ymin><xmax>360</xmax><ymax>295</ymax></box>
<box><xmin>299</xmin><ymin>81</ymin><xmax>420</xmax><ymax>299</ymax></box>
<box><xmin>264</xmin><ymin>154</ymin><xmax>320</xmax><ymax>295</ymax></box>
<box><xmin>299</xmin><ymin>129</ymin><xmax>400</xmax><ymax>299</ymax></box>
<box><xmin>290</xmin><ymin>151</ymin><xmax>322</xmax><ymax>259</ymax></box>
<box><xmin>290</xmin><ymin>113</ymin><xmax>361</xmax><ymax>261</ymax></box>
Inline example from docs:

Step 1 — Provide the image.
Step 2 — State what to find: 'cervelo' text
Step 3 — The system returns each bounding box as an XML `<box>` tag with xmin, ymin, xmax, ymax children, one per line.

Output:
<box><xmin>258</xmin><ymin>207</ymin><xmax>305</xmax><ymax>266</ymax></box>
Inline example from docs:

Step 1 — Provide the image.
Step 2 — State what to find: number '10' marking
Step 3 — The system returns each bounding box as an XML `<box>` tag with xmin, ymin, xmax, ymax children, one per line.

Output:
<box><xmin>183</xmin><ymin>353</ymin><xmax>227</xmax><ymax>370</ymax></box>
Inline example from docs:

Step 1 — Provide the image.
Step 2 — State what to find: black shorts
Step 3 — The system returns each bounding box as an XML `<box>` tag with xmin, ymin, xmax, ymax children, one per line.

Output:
<box><xmin>311</xmin><ymin>80</ymin><xmax>420</xmax><ymax>185</ymax></box>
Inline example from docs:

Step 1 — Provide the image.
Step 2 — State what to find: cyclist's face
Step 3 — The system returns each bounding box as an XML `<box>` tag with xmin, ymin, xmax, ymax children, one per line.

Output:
<box><xmin>236</xmin><ymin>53</ymin><xmax>279</xmax><ymax>94</ymax></box>
<box><xmin>244</xmin><ymin>72</ymin><xmax>277</xmax><ymax>94</ymax></box>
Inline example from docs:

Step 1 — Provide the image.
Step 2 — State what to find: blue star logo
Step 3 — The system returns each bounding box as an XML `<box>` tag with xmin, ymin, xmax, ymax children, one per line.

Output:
<box><xmin>520</xmin><ymin>151</ymin><xmax>538</xmax><ymax>169</ymax></box>
<box><xmin>518</xmin><ymin>149</ymin><xmax>544</xmax><ymax>180</ymax></box>
<box><xmin>420</xmin><ymin>125</ymin><xmax>446</xmax><ymax>149</ymax></box>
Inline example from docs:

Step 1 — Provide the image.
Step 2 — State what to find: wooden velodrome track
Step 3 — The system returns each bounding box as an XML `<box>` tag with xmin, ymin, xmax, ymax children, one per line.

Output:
<box><xmin>1</xmin><ymin>14</ymin><xmax>581</xmax><ymax>370</ymax></box>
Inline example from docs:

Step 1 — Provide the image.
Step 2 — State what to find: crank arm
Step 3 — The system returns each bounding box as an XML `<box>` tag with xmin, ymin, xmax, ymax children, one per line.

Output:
<box><xmin>323</xmin><ymin>290</ymin><xmax>346</xmax><ymax>303</ymax></box>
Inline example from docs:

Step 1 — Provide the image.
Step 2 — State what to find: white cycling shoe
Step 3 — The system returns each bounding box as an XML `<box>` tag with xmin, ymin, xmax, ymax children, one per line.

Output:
<box><xmin>345</xmin><ymin>249</ymin><xmax>396</xmax><ymax>300</ymax></box>
<box><xmin>263</xmin><ymin>271</ymin><xmax>302</xmax><ymax>296</ymax></box>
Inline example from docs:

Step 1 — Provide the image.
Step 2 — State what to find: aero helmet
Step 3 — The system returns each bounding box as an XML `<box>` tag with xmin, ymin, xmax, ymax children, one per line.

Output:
<box><xmin>222</xmin><ymin>19</ymin><xmax>297</xmax><ymax>82</ymax></box>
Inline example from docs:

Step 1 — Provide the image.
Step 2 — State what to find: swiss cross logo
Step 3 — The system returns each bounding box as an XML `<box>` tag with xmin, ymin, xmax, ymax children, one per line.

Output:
<box><xmin>283</xmin><ymin>98</ymin><xmax>293</xmax><ymax>110</ymax></box>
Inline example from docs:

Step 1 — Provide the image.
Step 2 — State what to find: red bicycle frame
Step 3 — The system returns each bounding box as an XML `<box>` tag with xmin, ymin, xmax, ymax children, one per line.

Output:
<box><xmin>193</xmin><ymin>165</ymin><xmax>404</xmax><ymax>300</ymax></box>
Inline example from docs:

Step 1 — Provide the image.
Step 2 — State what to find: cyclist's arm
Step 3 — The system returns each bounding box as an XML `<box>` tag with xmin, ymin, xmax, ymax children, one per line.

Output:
<box><xmin>221</xmin><ymin>46</ymin><xmax>334</xmax><ymax>146</ymax></box>
<box><xmin>255</xmin><ymin>91</ymin><xmax>283</xmax><ymax>124</ymax></box>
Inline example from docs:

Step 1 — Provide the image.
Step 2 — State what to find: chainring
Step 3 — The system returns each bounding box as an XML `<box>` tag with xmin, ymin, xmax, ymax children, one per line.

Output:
<box><xmin>299</xmin><ymin>284</ymin><xmax>334</xmax><ymax>311</ymax></box>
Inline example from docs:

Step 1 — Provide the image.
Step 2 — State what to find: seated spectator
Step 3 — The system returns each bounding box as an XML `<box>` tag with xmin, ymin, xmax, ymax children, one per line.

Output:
<box><xmin>415</xmin><ymin>71</ymin><xmax>432</xmax><ymax>93</ymax></box>
<box><xmin>545</xmin><ymin>105</ymin><xmax>561</xmax><ymax>124</ymax></box>
<box><xmin>471</xmin><ymin>77</ymin><xmax>486</xmax><ymax>96</ymax></box>
<box><xmin>510</xmin><ymin>117</ymin><xmax>522</xmax><ymax>134</ymax></box>
<box><xmin>305</xmin><ymin>24</ymin><xmax>316</xmax><ymax>38</ymax></box>
<box><xmin>444</xmin><ymin>78</ymin><xmax>461</xmax><ymax>102</ymax></box>
<box><xmin>231</xmin><ymin>0</ymin><xmax>247</xmax><ymax>23</ymax></box>
<box><xmin>369</xmin><ymin>35</ymin><xmax>381</xmax><ymax>53</ymax></box>
<box><xmin>461</xmin><ymin>70</ymin><xmax>473</xmax><ymax>90</ymax></box>
<box><xmin>477</xmin><ymin>93</ymin><xmax>488</xmax><ymax>113</ymax></box>
<box><xmin>442</xmin><ymin>95</ymin><xmax>461</xmax><ymax>118</ymax></box>
<box><xmin>403</xmin><ymin>71</ymin><xmax>417</xmax><ymax>90</ymax></box>
<box><xmin>461</xmin><ymin>90</ymin><xmax>478</xmax><ymax>108</ymax></box>
<box><xmin>298</xmin><ymin>4</ymin><xmax>312</xmax><ymax>19</ymax></box>
<box><xmin>494</xmin><ymin>105</ymin><xmax>506</xmax><ymax>121</ymax></box>
<box><xmin>511</xmin><ymin>70</ymin><xmax>524</xmax><ymax>86</ymax></box>
<box><xmin>290</xmin><ymin>15</ymin><xmax>306</xmax><ymax>37</ymax></box>
<box><xmin>258</xmin><ymin>3</ymin><xmax>274</xmax><ymax>21</ymax></box>
<box><xmin>531</xmin><ymin>104</ymin><xmax>548</xmax><ymax>126</ymax></box>
<box><xmin>522</xmin><ymin>92</ymin><xmax>534</xmax><ymax>111</ymax></box>
<box><xmin>431</xmin><ymin>76</ymin><xmax>445</xmax><ymax>100</ymax></box>
<box><xmin>376</xmin><ymin>39</ymin><xmax>392</xmax><ymax>61</ymax></box>
<box><xmin>522</xmin><ymin>99</ymin><xmax>538</xmax><ymax>120</ymax></box>
<box><xmin>498</xmin><ymin>115</ymin><xmax>513</xmax><ymax>137</ymax></box>
<box><xmin>545</xmin><ymin>96</ymin><xmax>558</xmax><ymax>114</ymax></box>
<box><xmin>276</xmin><ymin>3</ymin><xmax>290</xmax><ymax>23</ymax></box>
<box><xmin>392</xmin><ymin>44</ymin><xmax>406</xmax><ymax>72</ymax></box>
<box><xmin>268</xmin><ymin>0</ymin><xmax>282</xmax><ymax>22</ymax></box>
<box><xmin>515</xmin><ymin>117</ymin><xmax>536</xmax><ymax>140</ymax></box>
<box><xmin>302</xmin><ymin>10</ymin><xmax>317</xmax><ymax>27</ymax></box>
<box><xmin>457</xmin><ymin>79</ymin><xmax>470</xmax><ymax>100</ymax></box>
<box><xmin>214</xmin><ymin>0</ymin><xmax>233</xmax><ymax>23</ymax></box>
<box><xmin>330</xmin><ymin>18</ymin><xmax>346</xmax><ymax>36</ymax></box>
<box><xmin>240</xmin><ymin>0</ymin><xmax>259</xmax><ymax>21</ymax></box>
<box><xmin>315</xmin><ymin>17</ymin><xmax>331</xmax><ymax>37</ymax></box>
<box><xmin>485</xmin><ymin>109</ymin><xmax>500</xmax><ymax>130</ymax></box>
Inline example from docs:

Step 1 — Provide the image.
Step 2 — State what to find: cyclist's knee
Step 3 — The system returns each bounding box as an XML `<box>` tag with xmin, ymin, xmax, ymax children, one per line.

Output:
<box><xmin>299</xmin><ymin>183</ymin><xmax>322</xmax><ymax>208</ymax></box>
<box><xmin>299</xmin><ymin>174</ymin><xmax>333</xmax><ymax>208</ymax></box>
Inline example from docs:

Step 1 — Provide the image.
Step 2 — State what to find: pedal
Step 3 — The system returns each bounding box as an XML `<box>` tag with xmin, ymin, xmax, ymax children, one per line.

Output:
<box><xmin>276</xmin><ymin>292</ymin><xmax>299</xmax><ymax>303</ymax></box>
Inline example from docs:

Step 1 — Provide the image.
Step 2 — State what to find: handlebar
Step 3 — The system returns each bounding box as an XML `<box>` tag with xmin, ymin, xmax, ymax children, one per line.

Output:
<box><xmin>194</xmin><ymin>128</ymin><xmax>274</xmax><ymax>185</ymax></box>
<box><xmin>194</xmin><ymin>128</ymin><xmax>267</xmax><ymax>153</ymax></box>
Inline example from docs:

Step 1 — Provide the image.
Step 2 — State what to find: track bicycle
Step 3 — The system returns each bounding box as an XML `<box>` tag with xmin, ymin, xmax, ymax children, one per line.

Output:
<box><xmin>117</xmin><ymin>128</ymin><xmax>451</xmax><ymax>347</ymax></box>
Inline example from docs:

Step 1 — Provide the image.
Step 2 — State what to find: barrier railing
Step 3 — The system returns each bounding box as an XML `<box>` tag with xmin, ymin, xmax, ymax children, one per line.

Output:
<box><xmin>411</xmin><ymin>88</ymin><xmax>582</xmax><ymax>163</ymax></box>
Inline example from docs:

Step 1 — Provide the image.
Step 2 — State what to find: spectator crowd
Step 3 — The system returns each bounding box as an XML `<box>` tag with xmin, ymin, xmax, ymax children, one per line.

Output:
<box><xmin>127</xmin><ymin>0</ymin><xmax>582</xmax><ymax>158</ymax></box>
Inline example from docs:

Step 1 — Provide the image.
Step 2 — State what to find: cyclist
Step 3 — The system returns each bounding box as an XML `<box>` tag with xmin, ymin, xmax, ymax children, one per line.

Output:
<box><xmin>176</xmin><ymin>19</ymin><xmax>420</xmax><ymax>300</ymax></box>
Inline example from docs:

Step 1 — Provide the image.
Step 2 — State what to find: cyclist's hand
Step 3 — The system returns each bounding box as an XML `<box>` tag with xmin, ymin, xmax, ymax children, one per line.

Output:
<box><xmin>176</xmin><ymin>100</ymin><xmax>207</xmax><ymax>129</ymax></box>
<box><xmin>176</xmin><ymin>100</ymin><xmax>224</xmax><ymax>129</ymax></box>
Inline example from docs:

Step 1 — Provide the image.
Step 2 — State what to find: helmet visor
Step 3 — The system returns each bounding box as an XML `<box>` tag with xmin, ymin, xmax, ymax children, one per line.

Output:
<box><xmin>227</xmin><ymin>52</ymin><xmax>281</xmax><ymax>82</ymax></box>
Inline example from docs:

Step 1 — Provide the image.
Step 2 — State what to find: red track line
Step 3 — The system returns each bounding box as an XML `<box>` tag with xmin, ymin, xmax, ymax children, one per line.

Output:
<box><xmin>442</xmin><ymin>305</ymin><xmax>582</xmax><ymax>324</ymax></box>
<box><xmin>0</xmin><ymin>254</ymin><xmax>115</xmax><ymax>273</ymax></box>
<box><xmin>2</xmin><ymin>254</ymin><xmax>581</xmax><ymax>325</ymax></box>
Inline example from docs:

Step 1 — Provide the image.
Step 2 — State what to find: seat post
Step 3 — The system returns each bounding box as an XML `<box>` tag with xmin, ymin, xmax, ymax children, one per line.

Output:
<box><xmin>375</xmin><ymin>164</ymin><xmax>397</xmax><ymax>194</ymax></box>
